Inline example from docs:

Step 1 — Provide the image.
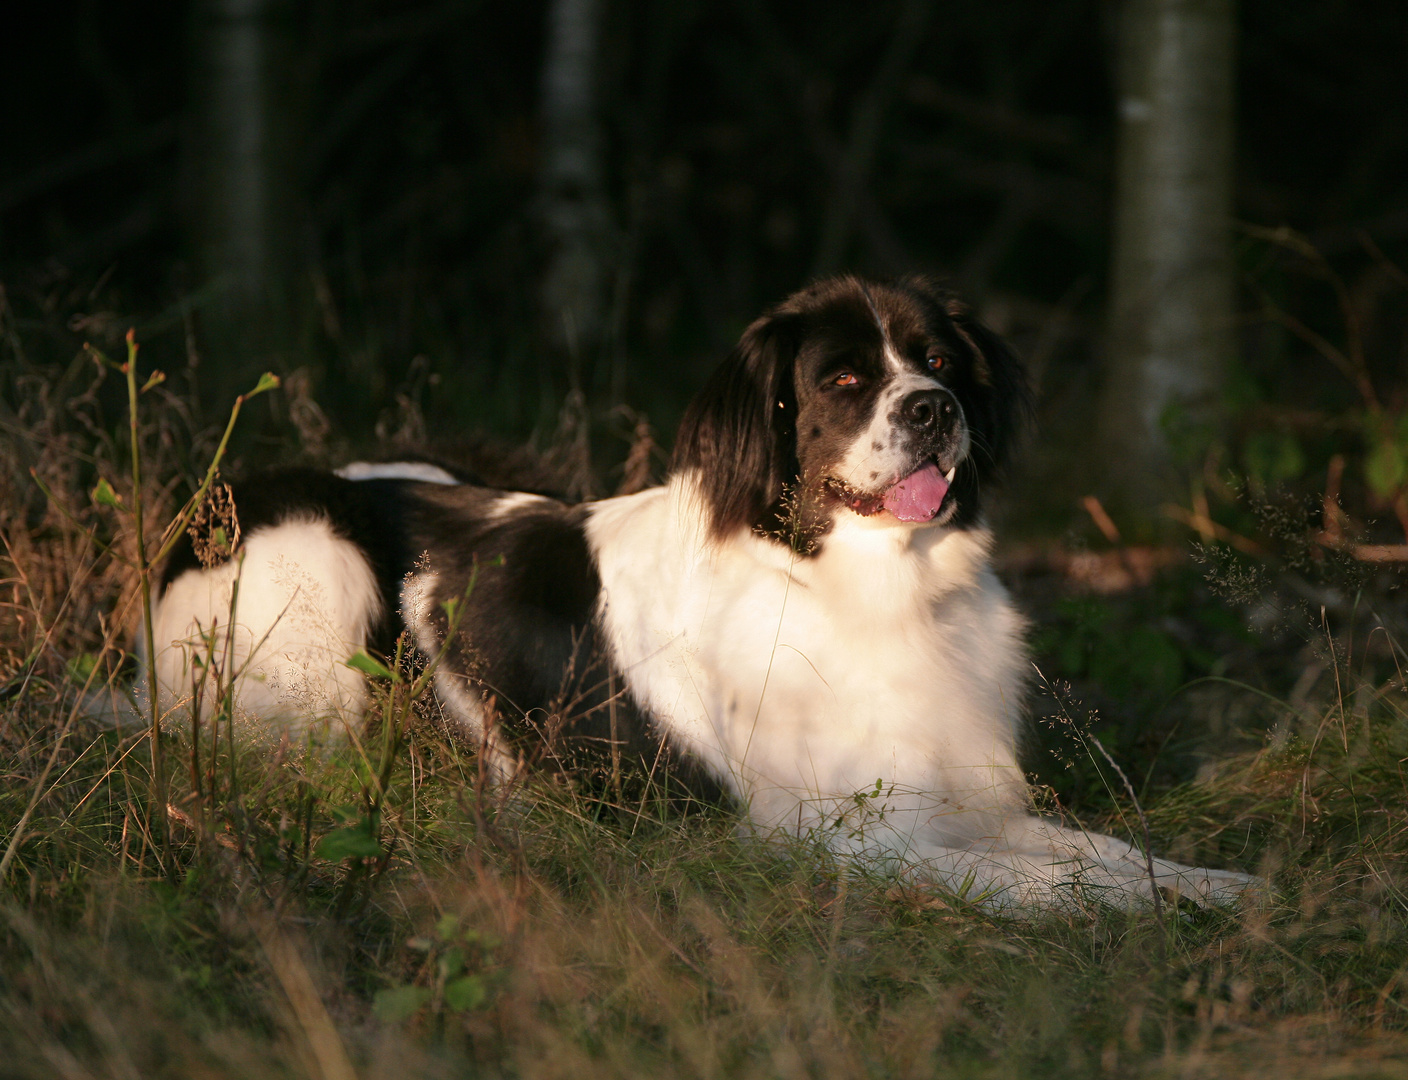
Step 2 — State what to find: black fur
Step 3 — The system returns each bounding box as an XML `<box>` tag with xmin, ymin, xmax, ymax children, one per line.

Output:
<box><xmin>163</xmin><ymin>469</ymin><xmax>417</xmax><ymax>650</ymax></box>
<box><xmin>671</xmin><ymin>310</ymin><xmax>802</xmax><ymax>542</ymax></box>
<box><xmin>142</xmin><ymin>278</ymin><xmax>1264</xmax><ymax>910</ymax></box>
<box><xmin>673</xmin><ymin>276</ymin><xmax>1029</xmax><ymax>547</ymax></box>
<box><xmin>162</xmin><ymin>471</ymin><xmax>722</xmax><ymax>802</ymax></box>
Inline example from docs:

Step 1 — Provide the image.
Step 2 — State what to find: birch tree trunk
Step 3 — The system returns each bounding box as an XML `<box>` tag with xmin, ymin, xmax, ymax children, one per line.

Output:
<box><xmin>1101</xmin><ymin>0</ymin><xmax>1236</xmax><ymax>509</ymax></box>
<box><xmin>185</xmin><ymin>0</ymin><xmax>302</xmax><ymax>407</ymax></box>
<box><xmin>538</xmin><ymin>0</ymin><xmax>613</xmax><ymax>388</ymax></box>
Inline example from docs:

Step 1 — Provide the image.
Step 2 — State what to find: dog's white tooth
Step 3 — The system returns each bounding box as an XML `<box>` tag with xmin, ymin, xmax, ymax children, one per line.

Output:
<box><xmin>944</xmin><ymin>466</ymin><xmax>956</xmax><ymax>482</ymax></box>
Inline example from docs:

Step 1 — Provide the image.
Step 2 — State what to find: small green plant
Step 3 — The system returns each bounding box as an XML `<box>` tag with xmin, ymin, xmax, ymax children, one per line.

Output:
<box><xmin>374</xmin><ymin>913</ymin><xmax>500</xmax><ymax>1024</ymax></box>
<box><xmin>314</xmin><ymin>584</ymin><xmax>477</xmax><ymax>913</ymax></box>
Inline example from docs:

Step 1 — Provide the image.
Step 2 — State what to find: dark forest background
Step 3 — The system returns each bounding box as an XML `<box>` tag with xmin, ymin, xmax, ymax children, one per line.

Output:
<box><xmin>3</xmin><ymin>0</ymin><xmax>1407</xmax><ymax>534</ymax></box>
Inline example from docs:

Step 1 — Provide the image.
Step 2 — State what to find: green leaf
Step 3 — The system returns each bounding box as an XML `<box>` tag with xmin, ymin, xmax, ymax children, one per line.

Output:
<box><xmin>373</xmin><ymin>985</ymin><xmax>431</xmax><ymax>1022</ymax></box>
<box><xmin>438</xmin><ymin>947</ymin><xmax>465</xmax><ymax>981</ymax></box>
<box><xmin>314</xmin><ymin>822</ymin><xmax>382</xmax><ymax>861</ymax></box>
<box><xmin>443</xmin><ymin>975</ymin><xmax>487</xmax><ymax>1012</ymax></box>
<box><xmin>346</xmin><ymin>649</ymin><xmax>399</xmax><ymax>682</ymax></box>
<box><xmin>245</xmin><ymin>372</ymin><xmax>281</xmax><ymax>399</ymax></box>
<box><xmin>1242</xmin><ymin>430</ymin><xmax>1305</xmax><ymax>485</ymax></box>
<box><xmin>1366</xmin><ymin>440</ymin><xmax>1406</xmax><ymax>496</ymax></box>
<box><xmin>66</xmin><ymin>653</ymin><xmax>98</xmax><ymax>684</ymax></box>
<box><xmin>91</xmin><ymin>477</ymin><xmax>123</xmax><ymax>508</ymax></box>
<box><xmin>435</xmin><ymin>914</ymin><xmax>461</xmax><ymax>942</ymax></box>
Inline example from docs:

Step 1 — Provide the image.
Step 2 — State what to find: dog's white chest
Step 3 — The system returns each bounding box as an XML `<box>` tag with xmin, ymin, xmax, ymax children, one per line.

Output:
<box><xmin>587</xmin><ymin>483</ymin><xmax>1030</xmax><ymax>844</ymax></box>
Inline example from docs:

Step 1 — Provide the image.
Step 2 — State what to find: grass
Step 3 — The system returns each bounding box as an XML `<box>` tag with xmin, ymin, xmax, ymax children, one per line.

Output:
<box><xmin>4</xmin><ymin>333</ymin><xmax>1408</xmax><ymax>1078</ymax></box>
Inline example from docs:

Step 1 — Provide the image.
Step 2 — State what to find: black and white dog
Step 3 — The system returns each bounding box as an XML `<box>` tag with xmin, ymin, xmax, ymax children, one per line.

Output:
<box><xmin>152</xmin><ymin>275</ymin><xmax>1254</xmax><ymax>909</ymax></box>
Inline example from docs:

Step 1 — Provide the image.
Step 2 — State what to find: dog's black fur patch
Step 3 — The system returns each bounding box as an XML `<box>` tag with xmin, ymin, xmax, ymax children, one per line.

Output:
<box><xmin>162</xmin><ymin>471</ymin><xmax>723</xmax><ymax>803</ymax></box>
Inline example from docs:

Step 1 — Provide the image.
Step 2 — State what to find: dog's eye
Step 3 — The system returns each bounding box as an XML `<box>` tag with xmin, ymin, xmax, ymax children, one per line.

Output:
<box><xmin>927</xmin><ymin>354</ymin><xmax>944</xmax><ymax>371</ymax></box>
<box><xmin>832</xmin><ymin>372</ymin><xmax>859</xmax><ymax>388</ymax></box>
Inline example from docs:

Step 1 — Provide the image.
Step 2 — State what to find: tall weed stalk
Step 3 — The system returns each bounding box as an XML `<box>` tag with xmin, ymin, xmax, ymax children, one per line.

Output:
<box><xmin>86</xmin><ymin>329</ymin><xmax>278</xmax><ymax>874</ymax></box>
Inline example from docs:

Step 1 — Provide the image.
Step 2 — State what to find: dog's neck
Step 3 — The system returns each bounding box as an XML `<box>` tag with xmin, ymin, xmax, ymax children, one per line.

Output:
<box><xmin>655</xmin><ymin>469</ymin><xmax>995</xmax><ymax>603</ymax></box>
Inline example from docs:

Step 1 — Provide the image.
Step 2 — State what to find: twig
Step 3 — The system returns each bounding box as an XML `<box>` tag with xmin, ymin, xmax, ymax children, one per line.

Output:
<box><xmin>1162</xmin><ymin>504</ymin><xmax>1265</xmax><ymax>555</ymax></box>
<box><xmin>1085</xmin><ymin>732</ymin><xmax>1165</xmax><ymax>928</ymax></box>
<box><xmin>1323</xmin><ymin>454</ymin><xmax>1346</xmax><ymax>545</ymax></box>
<box><xmin>735</xmin><ymin>0</ymin><xmax>916</xmax><ymax>274</ymax></box>
<box><xmin>1315</xmin><ymin>536</ymin><xmax>1408</xmax><ymax>562</ymax></box>
<box><xmin>1242</xmin><ymin>223</ymin><xmax>1369</xmax><ymax>392</ymax></box>
<box><xmin>122</xmin><ymin>329</ymin><xmax>168</xmax><ymax>868</ymax></box>
<box><xmin>0</xmin><ymin>709</ymin><xmax>79</xmax><ymax>881</ymax></box>
<box><xmin>1080</xmin><ymin>495</ymin><xmax>1122</xmax><ymax>545</ymax></box>
<box><xmin>0</xmin><ymin>118</ymin><xmax>178</xmax><ymax>213</ymax></box>
<box><xmin>905</xmin><ymin>75</ymin><xmax>1078</xmax><ymax>150</ymax></box>
<box><xmin>150</xmin><ymin>369</ymin><xmax>280</xmax><ymax>567</ymax></box>
<box><xmin>87</xmin><ymin>330</ymin><xmax>278</xmax><ymax>874</ymax></box>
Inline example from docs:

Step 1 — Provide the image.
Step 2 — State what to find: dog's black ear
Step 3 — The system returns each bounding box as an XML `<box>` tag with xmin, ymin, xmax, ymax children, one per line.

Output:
<box><xmin>938</xmin><ymin>292</ymin><xmax>1033</xmax><ymax>476</ymax></box>
<box><xmin>672</xmin><ymin>312</ymin><xmax>800</xmax><ymax>540</ymax></box>
<box><xmin>954</xmin><ymin>303</ymin><xmax>1032</xmax><ymax>473</ymax></box>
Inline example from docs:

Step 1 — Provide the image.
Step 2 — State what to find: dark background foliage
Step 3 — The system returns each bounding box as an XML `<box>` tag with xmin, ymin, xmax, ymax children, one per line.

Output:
<box><xmin>4</xmin><ymin>1</ymin><xmax>1406</xmax><ymax>500</ymax></box>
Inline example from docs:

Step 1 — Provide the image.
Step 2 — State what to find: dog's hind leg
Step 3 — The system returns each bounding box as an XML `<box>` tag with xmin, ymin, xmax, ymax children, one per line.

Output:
<box><xmin>151</xmin><ymin>519</ymin><xmax>382</xmax><ymax>740</ymax></box>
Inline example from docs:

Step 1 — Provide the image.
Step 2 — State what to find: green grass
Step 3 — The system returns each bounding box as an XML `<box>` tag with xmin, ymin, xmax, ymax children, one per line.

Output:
<box><xmin>4</xmin><ymin>706</ymin><xmax>1408</xmax><ymax>1080</ymax></box>
<box><xmin>5</xmin><ymin>337</ymin><xmax>1408</xmax><ymax>1079</ymax></box>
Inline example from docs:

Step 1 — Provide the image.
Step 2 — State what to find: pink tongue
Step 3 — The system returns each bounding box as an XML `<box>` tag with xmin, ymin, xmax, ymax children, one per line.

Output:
<box><xmin>882</xmin><ymin>463</ymin><xmax>950</xmax><ymax>522</ymax></box>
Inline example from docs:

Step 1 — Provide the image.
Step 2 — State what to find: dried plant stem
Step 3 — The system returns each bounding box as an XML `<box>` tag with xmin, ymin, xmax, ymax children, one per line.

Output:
<box><xmin>1086</xmin><ymin>731</ymin><xmax>1164</xmax><ymax>927</ymax></box>
<box><xmin>250</xmin><ymin>911</ymin><xmax>360</xmax><ymax>1080</ymax></box>
<box><xmin>100</xmin><ymin>326</ymin><xmax>278</xmax><ymax>872</ymax></box>
<box><xmin>153</xmin><ymin>371</ymin><xmax>279</xmax><ymax>567</ymax></box>
<box><xmin>123</xmin><ymin>329</ymin><xmax>168</xmax><ymax>869</ymax></box>
<box><xmin>0</xmin><ymin>705</ymin><xmax>79</xmax><ymax>880</ymax></box>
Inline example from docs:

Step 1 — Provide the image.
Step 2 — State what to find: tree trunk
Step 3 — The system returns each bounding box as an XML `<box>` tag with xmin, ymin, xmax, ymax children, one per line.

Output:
<box><xmin>1100</xmin><ymin>0</ymin><xmax>1236</xmax><ymax>512</ymax></box>
<box><xmin>538</xmin><ymin>0</ymin><xmax>613</xmax><ymax>391</ymax></box>
<box><xmin>185</xmin><ymin>0</ymin><xmax>303</xmax><ymax>409</ymax></box>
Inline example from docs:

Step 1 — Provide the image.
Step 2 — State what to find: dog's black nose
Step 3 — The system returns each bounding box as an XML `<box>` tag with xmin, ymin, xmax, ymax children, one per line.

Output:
<box><xmin>901</xmin><ymin>389</ymin><xmax>956</xmax><ymax>434</ymax></box>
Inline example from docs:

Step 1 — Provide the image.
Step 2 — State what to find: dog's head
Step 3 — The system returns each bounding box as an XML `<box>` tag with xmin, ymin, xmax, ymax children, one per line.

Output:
<box><xmin>672</xmin><ymin>276</ymin><xmax>1030</xmax><ymax>548</ymax></box>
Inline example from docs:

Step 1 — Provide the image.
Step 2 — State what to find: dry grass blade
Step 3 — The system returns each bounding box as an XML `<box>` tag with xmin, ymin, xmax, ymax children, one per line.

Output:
<box><xmin>250</xmin><ymin>910</ymin><xmax>360</xmax><ymax>1080</ymax></box>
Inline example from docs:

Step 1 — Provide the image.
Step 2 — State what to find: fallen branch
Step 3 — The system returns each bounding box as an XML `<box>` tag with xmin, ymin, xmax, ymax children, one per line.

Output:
<box><xmin>1162</xmin><ymin>504</ymin><xmax>1265</xmax><ymax>555</ymax></box>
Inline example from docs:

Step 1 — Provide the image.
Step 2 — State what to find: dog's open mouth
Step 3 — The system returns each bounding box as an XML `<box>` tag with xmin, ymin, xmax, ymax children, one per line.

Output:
<box><xmin>824</xmin><ymin>462</ymin><xmax>957</xmax><ymax>523</ymax></box>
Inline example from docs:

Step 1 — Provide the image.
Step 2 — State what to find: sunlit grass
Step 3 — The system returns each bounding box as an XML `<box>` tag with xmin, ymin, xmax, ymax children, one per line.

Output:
<box><xmin>4</xmin><ymin>330</ymin><xmax>1408</xmax><ymax>1078</ymax></box>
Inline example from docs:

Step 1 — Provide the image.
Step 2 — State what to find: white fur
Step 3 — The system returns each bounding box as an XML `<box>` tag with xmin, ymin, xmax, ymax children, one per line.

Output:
<box><xmin>586</xmin><ymin>472</ymin><xmax>1253</xmax><ymax>909</ymax></box>
<box><xmin>400</xmin><ymin>568</ymin><xmax>518</xmax><ymax>780</ymax></box>
<box><xmin>135</xmin><ymin>272</ymin><xmax>1258</xmax><ymax>911</ymax></box>
<box><xmin>832</xmin><ymin>346</ymin><xmax>970</xmax><ymax>489</ymax></box>
<box><xmin>336</xmin><ymin>461</ymin><xmax>461</xmax><ymax>485</ymax></box>
<box><xmin>489</xmin><ymin>492</ymin><xmax>552</xmax><ymax>518</ymax></box>
<box><xmin>151</xmin><ymin>518</ymin><xmax>380</xmax><ymax>739</ymax></box>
